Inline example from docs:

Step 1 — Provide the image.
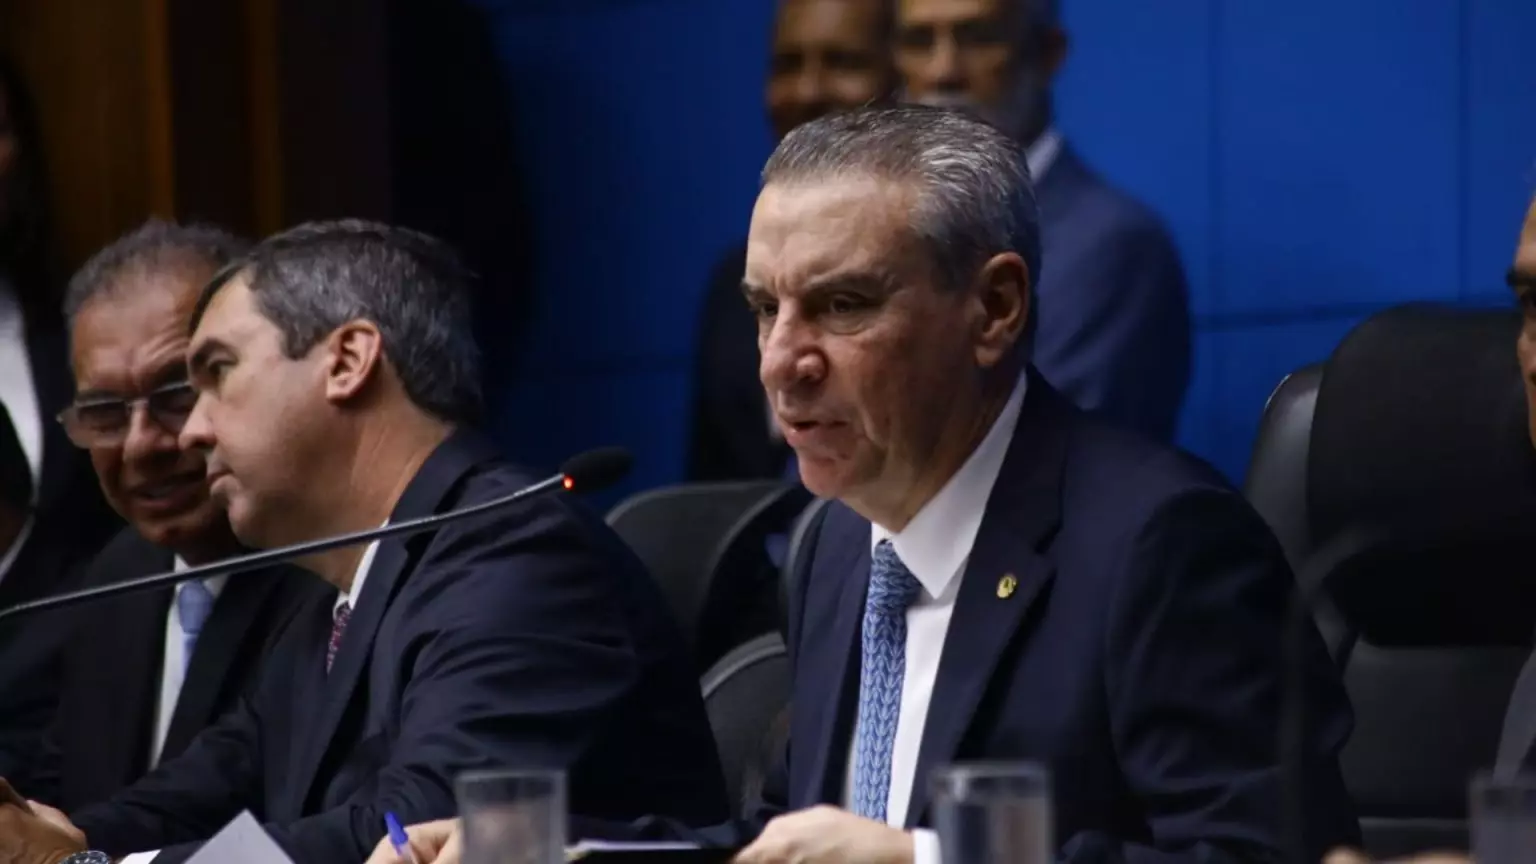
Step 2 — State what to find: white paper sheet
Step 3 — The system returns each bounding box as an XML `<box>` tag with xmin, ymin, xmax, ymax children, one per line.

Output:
<box><xmin>183</xmin><ymin>811</ymin><xmax>296</xmax><ymax>864</ymax></box>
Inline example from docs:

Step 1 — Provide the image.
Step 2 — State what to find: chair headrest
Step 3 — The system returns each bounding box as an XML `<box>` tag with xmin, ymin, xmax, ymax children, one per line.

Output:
<box><xmin>1305</xmin><ymin>304</ymin><xmax>1536</xmax><ymax>644</ymax></box>
<box><xmin>1309</xmin><ymin>304</ymin><xmax>1536</xmax><ymax>543</ymax></box>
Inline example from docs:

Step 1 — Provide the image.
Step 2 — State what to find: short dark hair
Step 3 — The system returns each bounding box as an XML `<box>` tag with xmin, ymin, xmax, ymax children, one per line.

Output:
<box><xmin>194</xmin><ymin>220</ymin><xmax>483</xmax><ymax>425</ymax></box>
<box><xmin>64</xmin><ymin>219</ymin><xmax>250</xmax><ymax>325</ymax></box>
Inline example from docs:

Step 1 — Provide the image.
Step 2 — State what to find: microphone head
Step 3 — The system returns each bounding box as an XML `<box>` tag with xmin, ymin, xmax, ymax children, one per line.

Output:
<box><xmin>559</xmin><ymin>447</ymin><xmax>633</xmax><ymax>493</ymax></box>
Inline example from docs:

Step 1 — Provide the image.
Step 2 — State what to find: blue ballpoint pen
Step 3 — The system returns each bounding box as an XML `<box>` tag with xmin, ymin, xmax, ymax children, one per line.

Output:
<box><xmin>385</xmin><ymin>812</ymin><xmax>421</xmax><ymax>864</ymax></box>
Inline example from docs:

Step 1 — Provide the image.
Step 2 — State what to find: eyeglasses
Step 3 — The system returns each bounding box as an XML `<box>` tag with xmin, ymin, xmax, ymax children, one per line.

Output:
<box><xmin>57</xmin><ymin>380</ymin><xmax>200</xmax><ymax>449</ymax></box>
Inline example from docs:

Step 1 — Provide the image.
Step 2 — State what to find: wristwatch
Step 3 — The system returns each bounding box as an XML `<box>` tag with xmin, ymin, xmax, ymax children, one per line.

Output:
<box><xmin>58</xmin><ymin>852</ymin><xmax>112</xmax><ymax>864</ymax></box>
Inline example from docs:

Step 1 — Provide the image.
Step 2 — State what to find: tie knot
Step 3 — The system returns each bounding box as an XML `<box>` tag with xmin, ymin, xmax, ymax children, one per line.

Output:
<box><xmin>868</xmin><ymin>540</ymin><xmax>922</xmax><ymax>616</ymax></box>
<box><xmin>176</xmin><ymin>580</ymin><xmax>216</xmax><ymax>638</ymax></box>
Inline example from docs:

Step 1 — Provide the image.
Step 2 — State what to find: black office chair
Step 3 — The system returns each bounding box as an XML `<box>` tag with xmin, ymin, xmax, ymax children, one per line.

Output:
<box><xmin>694</xmin><ymin>484</ymin><xmax>813</xmax><ymax>670</ymax></box>
<box><xmin>1245</xmin><ymin>363</ymin><xmax>1323</xmax><ymax>573</ymax></box>
<box><xmin>1250</xmin><ymin>304</ymin><xmax>1536</xmax><ymax>858</ymax></box>
<box><xmin>606</xmin><ymin>481</ymin><xmax>791</xmax><ymax>652</ymax></box>
<box><xmin>700</xmin><ymin>632</ymin><xmax>790</xmax><ymax>816</ymax></box>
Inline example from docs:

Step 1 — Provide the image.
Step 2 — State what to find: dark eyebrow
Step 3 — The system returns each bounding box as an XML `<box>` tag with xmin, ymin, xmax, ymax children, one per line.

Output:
<box><xmin>803</xmin><ymin>271</ymin><xmax>898</xmax><ymax>298</ymax></box>
<box><xmin>187</xmin><ymin>338</ymin><xmax>230</xmax><ymax>381</ymax></box>
<box><xmin>73</xmin><ymin>358</ymin><xmax>189</xmax><ymax>405</ymax></box>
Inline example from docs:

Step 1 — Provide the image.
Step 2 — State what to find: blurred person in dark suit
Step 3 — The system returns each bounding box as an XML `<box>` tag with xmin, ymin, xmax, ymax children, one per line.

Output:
<box><xmin>0</xmin><ymin>220</ymin><xmax>726</xmax><ymax>864</ymax></box>
<box><xmin>690</xmin><ymin>0</ymin><xmax>896</xmax><ymax>483</ymax></box>
<box><xmin>3</xmin><ymin>221</ymin><xmax>318</xmax><ymax>812</ymax></box>
<box><xmin>0</xmin><ymin>55</ymin><xmax>119</xmax><ymax>564</ymax></box>
<box><xmin>895</xmin><ymin>0</ymin><xmax>1191</xmax><ymax>441</ymax></box>
<box><xmin>0</xmin><ymin>55</ymin><xmax>121</xmax><ymax>782</ymax></box>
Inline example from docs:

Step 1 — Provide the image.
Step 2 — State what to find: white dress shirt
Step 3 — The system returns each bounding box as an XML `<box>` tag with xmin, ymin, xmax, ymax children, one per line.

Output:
<box><xmin>0</xmin><ymin>280</ymin><xmax>42</xmax><ymax>589</ymax></box>
<box><xmin>150</xmin><ymin>564</ymin><xmax>229</xmax><ymax>768</ymax></box>
<box><xmin>842</xmin><ymin>372</ymin><xmax>1028</xmax><ymax>864</ymax></box>
<box><xmin>121</xmin><ymin>541</ymin><xmax>380</xmax><ymax>864</ymax></box>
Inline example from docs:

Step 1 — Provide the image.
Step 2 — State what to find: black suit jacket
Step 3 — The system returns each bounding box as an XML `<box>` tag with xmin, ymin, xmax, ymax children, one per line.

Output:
<box><xmin>19</xmin><ymin>527</ymin><xmax>318</xmax><ymax>810</ymax></box>
<box><xmin>780</xmin><ymin>376</ymin><xmax>1355</xmax><ymax>861</ymax></box>
<box><xmin>615</xmin><ymin>373</ymin><xmax>1359</xmax><ymax>862</ymax></box>
<box><xmin>73</xmin><ymin>430</ymin><xmax>728</xmax><ymax>863</ymax></box>
<box><xmin>0</xmin><ymin>311</ymin><xmax>122</xmax><ymax>778</ymax></box>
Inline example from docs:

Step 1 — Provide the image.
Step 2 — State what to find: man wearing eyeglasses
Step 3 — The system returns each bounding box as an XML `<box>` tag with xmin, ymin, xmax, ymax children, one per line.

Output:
<box><xmin>1</xmin><ymin>220</ymin><xmax>316</xmax><ymax>811</ymax></box>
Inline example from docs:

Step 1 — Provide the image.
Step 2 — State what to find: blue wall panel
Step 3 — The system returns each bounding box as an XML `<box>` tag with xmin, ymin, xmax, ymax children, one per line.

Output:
<box><xmin>1212</xmin><ymin>1</ymin><xmax>1462</xmax><ymax>315</ymax></box>
<box><xmin>1464</xmin><ymin>0</ymin><xmax>1536</xmax><ymax>299</ymax></box>
<box><xmin>1054</xmin><ymin>0</ymin><xmax>1215</xmax><ymax>317</ymax></box>
<box><xmin>470</xmin><ymin>0</ymin><xmax>1536</xmax><ymax>492</ymax></box>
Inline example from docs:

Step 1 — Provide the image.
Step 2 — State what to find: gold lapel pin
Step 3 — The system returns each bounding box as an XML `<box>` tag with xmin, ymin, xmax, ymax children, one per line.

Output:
<box><xmin>997</xmin><ymin>574</ymin><xmax>1018</xmax><ymax>599</ymax></box>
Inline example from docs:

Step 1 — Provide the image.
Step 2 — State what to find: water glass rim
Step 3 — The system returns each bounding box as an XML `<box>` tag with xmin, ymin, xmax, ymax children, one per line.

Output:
<box><xmin>933</xmin><ymin>760</ymin><xmax>1050</xmax><ymax>780</ymax></box>
<box><xmin>1471</xmin><ymin>769</ymin><xmax>1536</xmax><ymax>792</ymax></box>
<box><xmin>455</xmin><ymin>768</ymin><xmax>567</xmax><ymax>803</ymax></box>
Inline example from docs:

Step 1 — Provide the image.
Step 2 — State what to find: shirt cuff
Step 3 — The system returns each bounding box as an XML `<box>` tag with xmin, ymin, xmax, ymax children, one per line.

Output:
<box><xmin>120</xmin><ymin>850</ymin><xmax>161</xmax><ymax>863</ymax></box>
<box><xmin>912</xmin><ymin>828</ymin><xmax>941</xmax><ymax>864</ymax></box>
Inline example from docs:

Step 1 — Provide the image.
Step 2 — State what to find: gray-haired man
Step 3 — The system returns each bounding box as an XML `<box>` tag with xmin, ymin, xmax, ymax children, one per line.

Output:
<box><xmin>375</xmin><ymin>105</ymin><xmax>1356</xmax><ymax>864</ymax></box>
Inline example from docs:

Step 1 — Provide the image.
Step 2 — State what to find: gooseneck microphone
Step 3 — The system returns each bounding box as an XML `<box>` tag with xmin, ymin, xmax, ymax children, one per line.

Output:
<box><xmin>0</xmin><ymin>446</ymin><xmax>633</xmax><ymax>623</ymax></box>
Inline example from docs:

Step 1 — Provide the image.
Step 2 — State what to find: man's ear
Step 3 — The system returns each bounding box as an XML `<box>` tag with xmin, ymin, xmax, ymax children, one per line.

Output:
<box><xmin>322</xmin><ymin>320</ymin><xmax>385</xmax><ymax>404</ymax></box>
<box><xmin>971</xmin><ymin>251</ymin><xmax>1030</xmax><ymax>370</ymax></box>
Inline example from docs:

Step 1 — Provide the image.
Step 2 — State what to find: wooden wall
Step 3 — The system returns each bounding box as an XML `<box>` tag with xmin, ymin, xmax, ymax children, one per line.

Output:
<box><xmin>0</xmin><ymin>0</ymin><xmax>390</xmax><ymax>272</ymax></box>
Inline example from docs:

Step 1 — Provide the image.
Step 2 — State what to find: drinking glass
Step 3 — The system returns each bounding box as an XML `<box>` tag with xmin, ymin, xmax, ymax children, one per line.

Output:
<box><xmin>1471</xmin><ymin>771</ymin><xmax>1536</xmax><ymax>864</ymax></box>
<box><xmin>456</xmin><ymin>769</ymin><xmax>566</xmax><ymax>864</ymax></box>
<box><xmin>929</xmin><ymin>761</ymin><xmax>1053</xmax><ymax>864</ymax></box>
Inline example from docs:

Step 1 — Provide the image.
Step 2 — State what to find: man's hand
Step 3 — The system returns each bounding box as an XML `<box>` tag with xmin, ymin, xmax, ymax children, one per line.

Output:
<box><xmin>734</xmin><ymin>806</ymin><xmax>913</xmax><ymax>864</ymax></box>
<box><xmin>1324</xmin><ymin>848</ymin><xmax>1470</xmax><ymax>864</ymax></box>
<box><xmin>0</xmin><ymin>803</ymin><xmax>87</xmax><ymax>864</ymax></box>
<box><xmin>364</xmin><ymin>818</ymin><xmax>461</xmax><ymax>864</ymax></box>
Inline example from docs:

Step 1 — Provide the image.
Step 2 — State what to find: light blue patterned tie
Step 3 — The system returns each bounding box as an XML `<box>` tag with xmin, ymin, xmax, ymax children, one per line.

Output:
<box><xmin>850</xmin><ymin>540</ymin><xmax>922</xmax><ymax>822</ymax></box>
<box><xmin>176</xmin><ymin>580</ymin><xmax>216</xmax><ymax>674</ymax></box>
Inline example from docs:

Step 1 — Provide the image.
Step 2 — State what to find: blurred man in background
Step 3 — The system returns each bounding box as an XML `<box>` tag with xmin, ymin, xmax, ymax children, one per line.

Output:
<box><xmin>0</xmin><ymin>57</ymin><xmax>122</xmax><ymax>782</ymax></box>
<box><xmin>895</xmin><ymin>0</ymin><xmax>1191</xmax><ymax>441</ymax></box>
<box><xmin>690</xmin><ymin>0</ymin><xmax>896</xmax><ymax>484</ymax></box>
<box><xmin>9</xmin><ymin>221</ymin><xmax>317</xmax><ymax>811</ymax></box>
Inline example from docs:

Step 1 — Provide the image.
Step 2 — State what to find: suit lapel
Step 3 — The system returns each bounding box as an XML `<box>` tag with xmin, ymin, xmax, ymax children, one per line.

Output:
<box><xmin>902</xmin><ymin>373</ymin><xmax>1070</xmax><ymax>827</ymax></box>
<box><xmin>90</xmin><ymin>539</ymin><xmax>177</xmax><ymax>785</ymax></box>
<box><xmin>161</xmin><ymin>571</ymin><xmax>284</xmax><ymax>759</ymax></box>
<box><xmin>286</xmin><ymin>429</ymin><xmax>501</xmax><ymax>808</ymax></box>
<box><xmin>795</xmin><ymin>512</ymin><xmax>870</xmax><ymax>806</ymax></box>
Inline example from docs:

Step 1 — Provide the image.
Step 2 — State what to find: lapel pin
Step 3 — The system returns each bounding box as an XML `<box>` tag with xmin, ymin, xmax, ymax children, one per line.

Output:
<box><xmin>997</xmin><ymin>574</ymin><xmax>1018</xmax><ymax>599</ymax></box>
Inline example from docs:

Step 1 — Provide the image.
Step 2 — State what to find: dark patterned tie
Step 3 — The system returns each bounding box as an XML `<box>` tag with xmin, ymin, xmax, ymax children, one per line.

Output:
<box><xmin>326</xmin><ymin>602</ymin><xmax>352</xmax><ymax>673</ymax></box>
<box><xmin>850</xmin><ymin>540</ymin><xmax>922</xmax><ymax>822</ymax></box>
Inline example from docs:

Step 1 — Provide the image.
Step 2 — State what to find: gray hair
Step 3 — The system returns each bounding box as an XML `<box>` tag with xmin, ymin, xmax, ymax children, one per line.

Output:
<box><xmin>194</xmin><ymin>219</ymin><xmax>483</xmax><ymax>426</ymax></box>
<box><xmin>64</xmin><ymin>219</ymin><xmax>250</xmax><ymax>325</ymax></box>
<box><xmin>761</xmin><ymin>104</ymin><xmax>1042</xmax><ymax>346</ymax></box>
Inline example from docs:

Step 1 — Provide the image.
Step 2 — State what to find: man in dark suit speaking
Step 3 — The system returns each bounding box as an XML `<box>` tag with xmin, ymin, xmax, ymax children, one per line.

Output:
<box><xmin>0</xmin><ymin>221</ymin><xmax>727</xmax><ymax>864</ymax></box>
<box><xmin>378</xmin><ymin>105</ymin><xmax>1360</xmax><ymax>864</ymax></box>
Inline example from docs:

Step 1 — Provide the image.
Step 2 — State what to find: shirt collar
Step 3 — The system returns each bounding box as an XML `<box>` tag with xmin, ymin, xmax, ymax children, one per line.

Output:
<box><xmin>1026</xmin><ymin>126</ymin><xmax>1063</xmax><ymax>185</ymax></box>
<box><xmin>171</xmin><ymin>556</ymin><xmax>228</xmax><ymax>598</ymax></box>
<box><xmin>337</xmin><ymin>539</ymin><xmax>381</xmax><ymax>614</ymax></box>
<box><xmin>871</xmin><ymin>371</ymin><xmax>1028</xmax><ymax>599</ymax></box>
